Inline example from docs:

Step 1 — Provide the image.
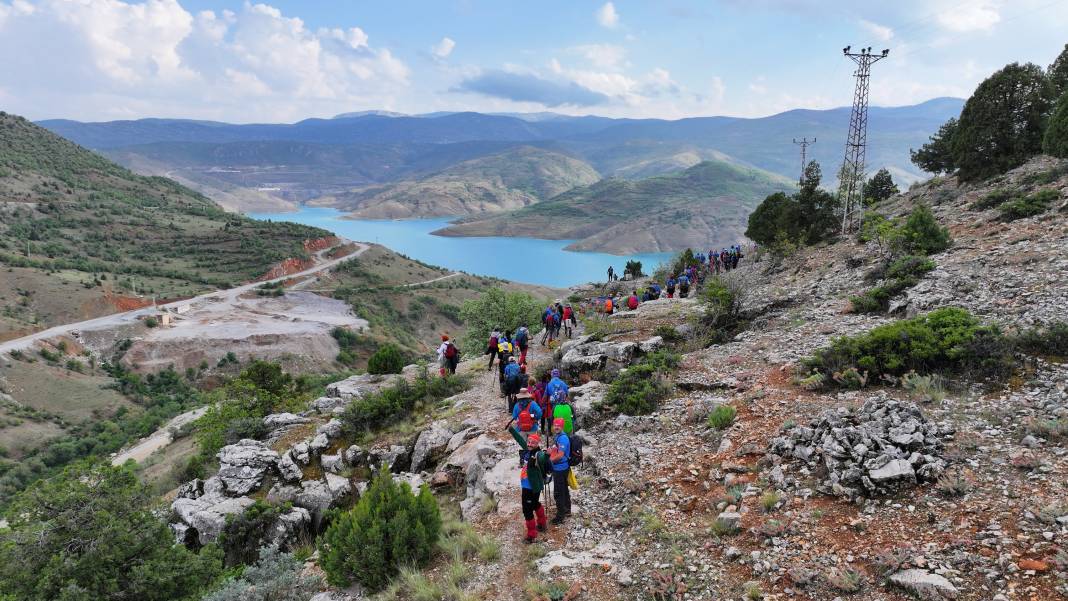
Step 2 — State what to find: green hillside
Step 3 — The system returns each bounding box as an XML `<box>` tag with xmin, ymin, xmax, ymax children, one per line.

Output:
<box><xmin>435</xmin><ymin>159</ymin><xmax>793</xmax><ymax>254</ymax></box>
<box><xmin>0</xmin><ymin>112</ymin><xmax>329</xmax><ymax>337</ymax></box>
<box><xmin>319</xmin><ymin>146</ymin><xmax>600</xmax><ymax>218</ymax></box>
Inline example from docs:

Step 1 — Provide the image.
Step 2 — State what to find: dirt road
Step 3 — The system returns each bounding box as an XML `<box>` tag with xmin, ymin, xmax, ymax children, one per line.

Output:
<box><xmin>0</xmin><ymin>241</ymin><xmax>370</xmax><ymax>357</ymax></box>
<box><xmin>111</xmin><ymin>405</ymin><xmax>211</xmax><ymax>465</ymax></box>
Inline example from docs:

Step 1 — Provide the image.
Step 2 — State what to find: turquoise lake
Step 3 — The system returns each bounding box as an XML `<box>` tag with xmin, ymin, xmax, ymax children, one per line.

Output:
<box><xmin>248</xmin><ymin>207</ymin><xmax>673</xmax><ymax>288</ymax></box>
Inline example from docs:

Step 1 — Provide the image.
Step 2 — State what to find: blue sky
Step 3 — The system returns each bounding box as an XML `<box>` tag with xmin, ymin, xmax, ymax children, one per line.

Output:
<box><xmin>1</xmin><ymin>0</ymin><xmax>1065</xmax><ymax>122</ymax></box>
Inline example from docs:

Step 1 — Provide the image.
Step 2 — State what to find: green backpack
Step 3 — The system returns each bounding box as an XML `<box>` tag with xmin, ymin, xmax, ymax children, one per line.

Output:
<box><xmin>552</xmin><ymin>402</ymin><xmax>574</xmax><ymax>435</ymax></box>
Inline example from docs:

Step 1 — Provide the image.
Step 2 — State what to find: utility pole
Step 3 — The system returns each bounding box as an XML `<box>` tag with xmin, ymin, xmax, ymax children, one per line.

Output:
<box><xmin>837</xmin><ymin>46</ymin><xmax>888</xmax><ymax>234</ymax></box>
<box><xmin>792</xmin><ymin>137</ymin><xmax>816</xmax><ymax>185</ymax></box>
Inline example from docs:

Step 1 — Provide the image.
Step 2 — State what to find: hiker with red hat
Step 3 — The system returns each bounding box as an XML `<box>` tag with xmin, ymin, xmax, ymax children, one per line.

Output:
<box><xmin>548</xmin><ymin>417</ymin><xmax>572</xmax><ymax>524</ymax></box>
<box><xmin>520</xmin><ymin>434</ymin><xmax>552</xmax><ymax>543</ymax></box>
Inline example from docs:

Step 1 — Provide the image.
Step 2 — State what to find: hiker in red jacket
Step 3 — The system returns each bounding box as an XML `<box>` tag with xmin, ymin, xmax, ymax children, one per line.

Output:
<box><xmin>627</xmin><ymin>290</ymin><xmax>639</xmax><ymax>311</ymax></box>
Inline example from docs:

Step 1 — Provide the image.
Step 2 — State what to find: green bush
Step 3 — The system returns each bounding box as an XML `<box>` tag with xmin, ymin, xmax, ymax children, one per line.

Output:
<box><xmin>367</xmin><ymin>343</ymin><xmax>405</xmax><ymax>375</ymax></box>
<box><xmin>222</xmin><ymin>417</ymin><xmax>268</xmax><ymax>445</ymax></box>
<box><xmin>0</xmin><ymin>463</ymin><xmax>222</xmax><ymax>601</ymax></box>
<box><xmin>319</xmin><ymin>469</ymin><xmax>441</xmax><ymax>592</ymax></box>
<box><xmin>218</xmin><ymin>501</ymin><xmax>285</xmax><ymax>567</ymax></box>
<box><xmin>850</xmin><ymin>256</ymin><xmax>936</xmax><ymax>314</ymax></box>
<box><xmin>707</xmin><ymin>405</ymin><xmax>737</xmax><ymax>430</ymax></box>
<box><xmin>970</xmin><ymin>188</ymin><xmax>1015</xmax><ymax>211</ymax></box>
<box><xmin>998</xmin><ymin>189</ymin><xmax>1060</xmax><ymax>221</ymax></box>
<box><xmin>458</xmin><ymin>288</ymin><xmax>544</xmax><ymax>355</ymax></box>
<box><xmin>340</xmin><ymin>369</ymin><xmax>469</xmax><ymax>434</ymax></box>
<box><xmin>145</xmin><ymin>317</ymin><xmax>158</xmax><ymax>328</ymax></box>
<box><xmin>601</xmin><ymin>352</ymin><xmax>679</xmax><ymax>415</ymax></box>
<box><xmin>202</xmin><ymin>545</ymin><xmax>318</xmax><ymax>601</ymax></box>
<box><xmin>803</xmin><ymin>307</ymin><xmax>1014</xmax><ymax>387</ymax></box>
<box><xmin>899</xmin><ymin>205</ymin><xmax>951</xmax><ymax>255</ymax></box>
<box><xmin>1043</xmin><ymin>90</ymin><xmax>1068</xmax><ymax>158</ymax></box>
<box><xmin>1014</xmin><ymin>322</ymin><xmax>1068</xmax><ymax>357</ymax></box>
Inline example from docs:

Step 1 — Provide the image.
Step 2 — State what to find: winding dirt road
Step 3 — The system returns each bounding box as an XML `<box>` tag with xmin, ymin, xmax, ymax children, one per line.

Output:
<box><xmin>0</xmin><ymin>241</ymin><xmax>369</xmax><ymax>357</ymax></box>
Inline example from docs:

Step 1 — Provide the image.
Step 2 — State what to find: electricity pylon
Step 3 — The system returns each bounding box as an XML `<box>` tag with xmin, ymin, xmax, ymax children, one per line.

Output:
<box><xmin>837</xmin><ymin>45</ymin><xmax>888</xmax><ymax>234</ymax></box>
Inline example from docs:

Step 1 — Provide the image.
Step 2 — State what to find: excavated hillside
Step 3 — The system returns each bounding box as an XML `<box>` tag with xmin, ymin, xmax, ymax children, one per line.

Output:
<box><xmin>162</xmin><ymin>157</ymin><xmax>1066</xmax><ymax>600</ymax></box>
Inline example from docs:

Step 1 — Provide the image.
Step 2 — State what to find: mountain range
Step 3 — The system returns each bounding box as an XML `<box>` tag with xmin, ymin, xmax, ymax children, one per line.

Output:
<box><xmin>36</xmin><ymin>98</ymin><xmax>963</xmax><ymax>252</ymax></box>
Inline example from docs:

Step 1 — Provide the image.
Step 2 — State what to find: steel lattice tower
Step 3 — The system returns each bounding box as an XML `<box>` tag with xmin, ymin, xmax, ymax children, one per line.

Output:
<box><xmin>837</xmin><ymin>46</ymin><xmax>888</xmax><ymax>234</ymax></box>
<box><xmin>793</xmin><ymin>137</ymin><xmax>815</xmax><ymax>185</ymax></box>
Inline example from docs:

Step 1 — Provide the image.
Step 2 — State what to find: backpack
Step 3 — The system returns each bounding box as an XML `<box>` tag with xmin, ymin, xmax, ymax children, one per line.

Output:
<box><xmin>517</xmin><ymin>401</ymin><xmax>535</xmax><ymax>432</ymax></box>
<box><xmin>569</xmin><ymin>434</ymin><xmax>584</xmax><ymax>466</ymax></box>
<box><xmin>563</xmin><ymin>306</ymin><xmax>572</xmax><ymax>320</ymax></box>
<box><xmin>515</xmin><ymin>328</ymin><xmax>528</xmax><ymax>345</ymax></box>
<box><xmin>445</xmin><ymin>342</ymin><xmax>458</xmax><ymax>360</ymax></box>
<box><xmin>552</xmin><ymin>400</ymin><xmax>574</xmax><ymax>434</ymax></box>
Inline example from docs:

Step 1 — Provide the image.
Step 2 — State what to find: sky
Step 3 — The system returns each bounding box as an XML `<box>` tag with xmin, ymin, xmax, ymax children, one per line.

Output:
<box><xmin>0</xmin><ymin>0</ymin><xmax>1065</xmax><ymax>123</ymax></box>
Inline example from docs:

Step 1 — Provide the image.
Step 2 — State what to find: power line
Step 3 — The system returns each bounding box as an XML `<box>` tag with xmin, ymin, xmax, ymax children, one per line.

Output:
<box><xmin>837</xmin><ymin>46</ymin><xmax>889</xmax><ymax>235</ymax></box>
<box><xmin>792</xmin><ymin>137</ymin><xmax>816</xmax><ymax>185</ymax></box>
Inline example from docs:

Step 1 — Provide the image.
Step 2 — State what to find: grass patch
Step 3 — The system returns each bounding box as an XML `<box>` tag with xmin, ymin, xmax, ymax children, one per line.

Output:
<box><xmin>998</xmin><ymin>189</ymin><xmax>1060</xmax><ymax>221</ymax></box>
<box><xmin>707</xmin><ymin>404</ymin><xmax>737</xmax><ymax>430</ymax></box>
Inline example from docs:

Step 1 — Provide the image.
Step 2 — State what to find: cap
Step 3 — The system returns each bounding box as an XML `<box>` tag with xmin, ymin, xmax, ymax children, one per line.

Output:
<box><xmin>551</xmin><ymin>369</ymin><xmax>560</xmax><ymax>377</ymax></box>
<box><xmin>527</xmin><ymin>433</ymin><xmax>541</xmax><ymax>447</ymax></box>
<box><xmin>441</xmin><ymin>334</ymin><xmax>449</xmax><ymax>341</ymax></box>
<box><xmin>553</xmin><ymin>418</ymin><xmax>565</xmax><ymax>429</ymax></box>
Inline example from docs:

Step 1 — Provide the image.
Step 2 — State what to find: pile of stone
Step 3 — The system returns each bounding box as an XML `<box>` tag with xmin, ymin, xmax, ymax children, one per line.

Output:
<box><xmin>768</xmin><ymin>397</ymin><xmax>954</xmax><ymax>498</ymax></box>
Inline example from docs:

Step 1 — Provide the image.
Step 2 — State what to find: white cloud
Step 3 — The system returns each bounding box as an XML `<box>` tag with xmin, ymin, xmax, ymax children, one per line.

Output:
<box><xmin>748</xmin><ymin>76</ymin><xmax>768</xmax><ymax>95</ymax></box>
<box><xmin>432</xmin><ymin>36</ymin><xmax>455</xmax><ymax>59</ymax></box>
<box><xmin>596</xmin><ymin>2</ymin><xmax>619</xmax><ymax>28</ymax></box>
<box><xmin>570</xmin><ymin>44</ymin><xmax>626</xmax><ymax>70</ymax></box>
<box><xmin>936</xmin><ymin>2</ymin><xmax>1000</xmax><ymax>32</ymax></box>
<box><xmin>860</xmin><ymin>19</ymin><xmax>894</xmax><ymax>42</ymax></box>
<box><xmin>0</xmin><ymin>0</ymin><xmax>410</xmax><ymax>121</ymax></box>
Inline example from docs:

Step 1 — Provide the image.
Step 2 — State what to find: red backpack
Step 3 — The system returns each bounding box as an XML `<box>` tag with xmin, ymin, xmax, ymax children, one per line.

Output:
<box><xmin>445</xmin><ymin>342</ymin><xmax>458</xmax><ymax>359</ymax></box>
<box><xmin>517</xmin><ymin>400</ymin><xmax>535</xmax><ymax>432</ymax></box>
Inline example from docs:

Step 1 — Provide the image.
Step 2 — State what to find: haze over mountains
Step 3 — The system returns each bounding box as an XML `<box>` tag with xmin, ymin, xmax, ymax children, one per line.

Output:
<box><xmin>37</xmin><ymin>98</ymin><xmax>962</xmax><ymax>253</ymax></box>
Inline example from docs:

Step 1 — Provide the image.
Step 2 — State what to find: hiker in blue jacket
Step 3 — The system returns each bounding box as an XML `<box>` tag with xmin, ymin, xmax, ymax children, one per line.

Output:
<box><xmin>504</xmin><ymin>357</ymin><xmax>523</xmax><ymax>411</ymax></box>
<box><xmin>549</xmin><ymin>418</ymin><xmax>571</xmax><ymax>523</ymax></box>
<box><xmin>545</xmin><ymin>369</ymin><xmax>569</xmax><ymax>403</ymax></box>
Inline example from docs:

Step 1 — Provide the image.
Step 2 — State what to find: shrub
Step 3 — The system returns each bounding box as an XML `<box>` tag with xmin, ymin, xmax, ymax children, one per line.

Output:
<box><xmin>654</xmin><ymin>324</ymin><xmax>684</xmax><ymax>343</ymax></box>
<box><xmin>367</xmin><ymin>343</ymin><xmax>405</xmax><ymax>375</ymax></box>
<box><xmin>970</xmin><ymin>188</ymin><xmax>1015</xmax><ymax>211</ymax></box>
<box><xmin>1013</xmin><ymin>322</ymin><xmax>1068</xmax><ymax>356</ymax></box>
<box><xmin>899</xmin><ymin>205</ymin><xmax>951</xmax><ymax>255</ymax></box>
<box><xmin>319</xmin><ymin>469</ymin><xmax>441</xmax><ymax>592</ymax></box>
<box><xmin>601</xmin><ymin>352</ymin><xmax>679</xmax><ymax>415</ymax></box>
<box><xmin>707</xmin><ymin>404</ymin><xmax>737</xmax><ymax>430</ymax></box>
<box><xmin>145</xmin><ymin>317</ymin><xmax>158</xmax><ymax>328</ymax></box>
<box><xmin>1043</xmin><ymin>90</ymin><xmax>1068</xmax><ymax>158</ymax></box>
<box><xmin>885</xmin><ymin>255</ymin><xmax>936</xmax><ymax>281</ymax></box>
<box><xmin>700</xmin><ymin>275</ymin><xmax>746</xmax><ymax>342</ymax></box>
<box><xmin>340</xmin><ymin>369</ymin><xmax>469</xmax><ymax>434</ymax></box>
<box><xmin>218</xmin><ymin>501</ymin><xmax>284</xmax><ymax>567</ymax></box>
<box><xmin>458</xmin><ymin>288</ymin><xmax>544</xmax><ymax>355</ymax></box>
<box><xmin>998</xmin><ymin>189</ymin><xmax>1060</xmax><ymax>221</ymax></box>
<box><xmin>202</xmin><ymin>545</ymin><xmax>318</xmax><ymax>601</ymax></box>
<box><xmin>222</xmin><ymin>417</ymin><xmax>268</xmax><ymax>445</ymax></box>
<box><xmin>803</xmin><ymin>307</ymin><xmax>1014</xmax><ymax>387</ymax></box>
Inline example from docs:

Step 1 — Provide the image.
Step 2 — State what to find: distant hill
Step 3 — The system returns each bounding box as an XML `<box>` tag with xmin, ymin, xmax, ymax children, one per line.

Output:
<box><xmin>312</xmin><ymin>146</ymin><xmax>601</xmax><ymax>218</ymax></box>
<box><xmin>435</xmin><ymin>160</ymin><xmax>794</xmax><ymax>254</ymax></box>
<box><xmin>0</xmin><ymin>112</ymin><xmax>329</xmax><ymax>338</ymax></box>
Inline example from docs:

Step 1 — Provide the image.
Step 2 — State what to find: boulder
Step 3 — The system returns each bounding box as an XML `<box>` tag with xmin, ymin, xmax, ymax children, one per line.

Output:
<box><xmin>638</xmin><ymin>336</ymin><xmax>664</xmax><ymax>354</ymax></box>
<box><xmin>393</xmin><ymin>471</ymin><xmax>426</xmax><ymax>491</ymax></box>
<box><xmin>311</xmin><ymin>396</ymin><xmax>345</xmax><ymax>414</ymax></box>
<box><xmin>568</xmin><ymin>380</ymin><xmax>607</xmax><ymax>413</ymax></box>
<box><xmin>294</xmin><ymin>480</ymin><xmax>335</xmax><ymax>528</ymax></box>
<box><xmin>172</xmin><ymin>495</ymin><xmax>256</xmax><ymax>545</ymax></box>
<box><xmin>324</xmin><ymin>472</ymin><xmax>352</xmax><ymax>499</ymax></box>
<box><xmin>321</xmin><ymin>453</ymin><xmax>344</xmax><ymax>474</ymax></box>
<box><xmin>325</xmin><ymin>373</ymin><xmax>398</xmax><ymax>401</ymax></box>
<box><xmin>291</xmin><ymin>442</ymin><xmax>311</xmax><ymax>465</ymax></box>
<box><xmin>410</xmin><ymin>420</ymin><xmax>454</xmax><ymax>472</ymax></box>
<box><xmin>215</xmin><ymin>439</ymin><xmax>280</xmax><ymax>496</ymax></box>
<box><xmin>176</xmin><ymin>478</ymin><xmax>204</xmax><ymax>500</ymax></box>
<box><xmin>368</xmin><ymin>444</ymin><xmax>411</xmax><ymax>473</ymax></box>
<box><xmin>446</xmin><ymin>427</ymin><xmax>480</xmax><ymax>453</ymax></box>
<box><xmin>888</xmin><ymin>569</ymin><xmax>959</xmax><ymax>599</ymax></box>
<box><xmin>277</xmin><ymin>451</ymin><xmax>304</xmax><ymax>483</ymax></box>
<box><xmin>267</xmin><ymin>507</ymin><xmax>311</xmax><ymax>548</ymax></box>
<box><xmin>316</xmin><ymin>419</ymin><xmax>343</xmax><ymax>440</ymax></box>
<box><xmin>342</xmin><ymin>444</ymin><xmax>367</xmax><ymax>466</ymax></box>
<box><xmin>308</xmin><ymin>433</ymin><xmax>330</xmax><ymax>455</ymax></box>
<box><xmin>266</xmin><ymin>482</ymin><xmax>300</xmax><ymax>505</ymax></box>
<box><xmin>263</xmin><ymin>413</ymin><xmax>310</xmax><ymax>430</ymax></box>
<box><xmin>560</xmin><ymin>349</ymin><xmax>608</xmax><ymax>378</ymax></box>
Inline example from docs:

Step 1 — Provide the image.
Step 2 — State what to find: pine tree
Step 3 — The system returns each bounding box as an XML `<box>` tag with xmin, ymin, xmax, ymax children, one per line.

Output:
<box><xmin>953</xmin><ymin>63</ymin><xmax>1053</xmax><ymax>181</ymax></box>
<box><xmin>1043</xmin><ymin>91</ymin><xmax>1068</xmax><ymax>158</ymax></box>
<box><xmin>863</xmin><ymin>168</ymin><xmax>899</xmax><ymax>204</ymax></box>
<box><xmin>1048</xmin><ymin>43</ymin><xmax>1068</xmax><ymax>99</ymax></box>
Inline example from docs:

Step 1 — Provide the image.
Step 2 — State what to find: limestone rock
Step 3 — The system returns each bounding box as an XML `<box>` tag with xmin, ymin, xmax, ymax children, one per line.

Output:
<box><xmin>215</xmin><ymin>439</ymin><xmax>280</xmax><ymax>496</ymax></box>
<box><xmin>888</xmin><ymin>569</ymin><xmax>959</xmax><ymax>599</ymax></box>
<box><xmin>277</xmin><ymin>450</ymin><xmax>304</xmax><ymax>483</ymax></box>
<box><xmin>410</xmin><ymin>420</ymin><xmax>454</xmax><ymax>473</ymax></box>
<box><xmin>263</xmin><ymin>413</ymin><xmax>310</xmax><ymax>430</ymax></box>
<box><xmin>172</xmin><ymin>495</ymin><xmax>256</xmax><ymax>545</ymax></box>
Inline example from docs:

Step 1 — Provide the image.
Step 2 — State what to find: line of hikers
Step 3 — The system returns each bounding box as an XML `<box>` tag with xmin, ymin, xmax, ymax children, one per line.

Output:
<box><xmin>509</xmin><ymin>367</ymin><xmax>581</xmax><ymax>543</ymax></box>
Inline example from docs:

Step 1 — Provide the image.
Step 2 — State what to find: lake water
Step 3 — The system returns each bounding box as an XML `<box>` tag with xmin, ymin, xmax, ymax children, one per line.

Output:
<box><xmin>248</xmin><ymin>207</ymin><xmax>672</xmax><ymax>288</ymax></box>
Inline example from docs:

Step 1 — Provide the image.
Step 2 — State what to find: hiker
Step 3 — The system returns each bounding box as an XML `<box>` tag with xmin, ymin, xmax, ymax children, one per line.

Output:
<box><xmin>545</xmin><ymin>368</ymin><xmax>569</xmax><ymax>404</ymax></box>
<box><xmin>437</xmin><ymin>335</ymin><xmax>458</xmax><ymax>377</ymax></box>
<box><xmin>666</xmin><ymin>275</ymin><xmax>676</xmax><ymax>298</ymax></box>
<box><xmin>520</xmin><ymin>433</ymin><xmax>551</xmax><ymax>543</ymax></box>
<box><xmin>562</xmin><ymin>304</ymin><xmax>574</xmax><ymax>338</ymax></box>
<box><xmin>544</xmin><ymin>311</ymin><xmax>558</xmax><ymax>346</ymax></box>
<box><xmin>711</xmin><ymin>251</ymin><xmax>720</xmax><ymax>275</ymax></box>
<box><xmin>497</xmin><ymin>333</ymin><xmax>513</xmax><ymax>395</ymax></box>
<box><xmin>540</xmin><ymin>304</ymin><xmax>555</xmax><ymax>345</ymax></box>
<box><xmin>486</xmin><ymin>328</ymin><xmax>500</xmax><ymax>372</ymax></box>
<box><xmin>551</xmin><ymin>389</ymin><xmax>575</xmax><ymax>435</ymax></box>
<box><xmin>604</xmin><ymin>296</ymin><xmax>614</xmax><ymax>315</ymax></box>
<box><xmin>532</xmin><ymin>373</ymin><xmax>550</xmax><ymax>432</ymax></box>
<box><xmin>607</xmin><ymin>266</ymin><xmax>614</xmax><ymax>283</ymax></box>
<box><xmin>549</xmin><ymin>418</ymin><xmax>572</xmax><ymax>523</ymax></box>
<box><xmin>627</xmin><ymin>289</ymin><xmax>639</xmax><ymax>311</ymax></box>
<box><xmin>504</xmin><ymin>357</ymin><xmax>523</xmax><ymax>411</ymax></box>
<box><xmin>678</xmin><ymin>272</ymin><xmax>690</xmax><ymax>298</ymax></box>
<box><xmin>513</xmin><ymin>391</ymin><xmax>542</xmax><ymax>436</ymax></box>
<box><xmin>515</xmin><ymin>324</ymin><xmax>530</xmax><ymax>366</ymax></box>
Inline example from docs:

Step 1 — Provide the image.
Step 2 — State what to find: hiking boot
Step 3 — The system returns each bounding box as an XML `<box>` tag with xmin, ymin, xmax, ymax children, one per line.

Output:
<box><xmin>524</xmin><ymin>535</ymin><xmax>537</xmax><ymax>544</ymax></box>
<box><xmin>537</xmin><ymin>523</ymin><xmax>547</xmax><ymax>532</ymax></box>
<box><xmin>551</xmin><ymin>514</ymin><xmax>565</xmax><ymax>525</ymax></box>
